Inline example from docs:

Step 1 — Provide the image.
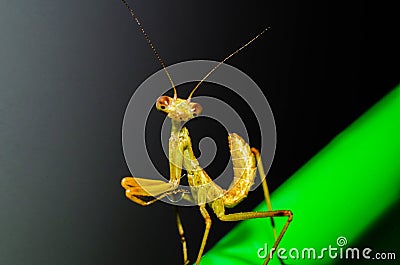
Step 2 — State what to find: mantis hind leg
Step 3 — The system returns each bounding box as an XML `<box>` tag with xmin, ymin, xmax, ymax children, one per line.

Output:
<box><xmin>213</xmin><ymin>199</ymin><xmax>293</xmax><ymax>265</ymax></box>
<box><xmin>251</xmin><ymin>147</ymin><xmax>278</xmax><ymax>240</ymax></box>
<box><xmin>204</xmin><ymin>145</ymin><xmax>292</xmax><ymax>265</ymax></box>
<box><xmin>252</xmin><ymin>147</ymin><xmax>289</xmax><ymax>264</ymax></box>
<box><xmin>193</xmin><ymin>196</ymin><xmax>292</xmax><ymax>265</ymax></box>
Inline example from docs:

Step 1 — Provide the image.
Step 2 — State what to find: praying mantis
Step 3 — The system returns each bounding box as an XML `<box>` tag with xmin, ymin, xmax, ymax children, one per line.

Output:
<box><xmin>119</xmin><ymin>1</ymin><xmax>293</xmax><ymax>264</ymax></box>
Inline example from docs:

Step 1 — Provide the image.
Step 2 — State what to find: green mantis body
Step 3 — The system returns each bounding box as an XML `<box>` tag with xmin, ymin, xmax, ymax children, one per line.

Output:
<box><xmin>120</xmin><ymin>1</ymin><xmax>292</xmax><ymax>264</ymax></box>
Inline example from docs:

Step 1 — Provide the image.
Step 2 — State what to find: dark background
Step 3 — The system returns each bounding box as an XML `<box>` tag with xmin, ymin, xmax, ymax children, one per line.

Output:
<box><xmin>0</xmin><ymin>1</ymin><xmax>398</xmax><ymax>265</ymax></box>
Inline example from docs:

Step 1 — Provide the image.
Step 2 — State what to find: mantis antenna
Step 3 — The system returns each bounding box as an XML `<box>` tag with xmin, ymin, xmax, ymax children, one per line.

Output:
<box><xmin>187</xmin><ymin>28</ymin><xmax>269</xmax><ymax>101</ymax></box>
<box><xmin>121</xmin><ymin>0</ymin><xmax>178</xmax><ymax>99</ymax></box>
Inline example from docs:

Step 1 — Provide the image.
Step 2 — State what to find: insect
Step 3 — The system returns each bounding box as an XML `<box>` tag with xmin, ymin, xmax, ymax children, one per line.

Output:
<box><xmin>119</xmin><ymin>1</ymin><xmax>293</xmax><ymax>264</ymax></box>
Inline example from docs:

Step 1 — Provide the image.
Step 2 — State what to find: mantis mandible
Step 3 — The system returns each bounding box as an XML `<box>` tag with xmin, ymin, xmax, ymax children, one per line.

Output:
<box><xmin>119</xmin><ymin>1</ymin><xmax>293</xmax><ymax>264</ymax></box>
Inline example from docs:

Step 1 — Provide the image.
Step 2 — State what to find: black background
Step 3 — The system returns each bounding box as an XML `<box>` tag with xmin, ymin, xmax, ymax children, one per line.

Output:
<box><xmin>0</xmin><ymin>1</ymin><xmax>398</xmax><ymax>265</ymax></box>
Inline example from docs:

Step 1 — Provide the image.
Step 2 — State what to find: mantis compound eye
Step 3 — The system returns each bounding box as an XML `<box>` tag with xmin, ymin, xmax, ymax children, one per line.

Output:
<box><xmin>156</xmin><ymin>95</ymin><xmax>171</xmax><ymax>111</ymax></box>
<box><xmin>191</xmin><ymin>103</ymin><xmax>202</xmax><ymax>117</ymax></box>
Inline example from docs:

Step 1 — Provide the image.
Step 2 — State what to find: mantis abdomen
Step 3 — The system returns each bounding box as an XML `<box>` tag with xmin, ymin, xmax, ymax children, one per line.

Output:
<box><xmin>223</xmin><ymin>133</ymin><xmax>257</xmax><ymax>208</ymax></box>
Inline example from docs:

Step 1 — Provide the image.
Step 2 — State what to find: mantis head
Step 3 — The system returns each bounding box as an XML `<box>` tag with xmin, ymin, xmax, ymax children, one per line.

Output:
<box><xmin>124</xmin><ymin>0</ymin><xmax>266</xmax><ymax>124</ymax></box>
<box><xmin>156</xmin><ymin>95</ymin><xmax>202</xmax><ymax>122</ymax></box>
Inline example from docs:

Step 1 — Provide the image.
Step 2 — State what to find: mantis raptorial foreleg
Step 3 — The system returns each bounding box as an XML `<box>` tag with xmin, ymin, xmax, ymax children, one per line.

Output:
<box><xmin>121</xmin><ymin>126</ymin><xmax>187</xmax><ymax>205</ymax></box>
<box><xmin>121</xmin><ymin>177</ymin><xmax>188</xmax><ymax>206</ymax></box>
